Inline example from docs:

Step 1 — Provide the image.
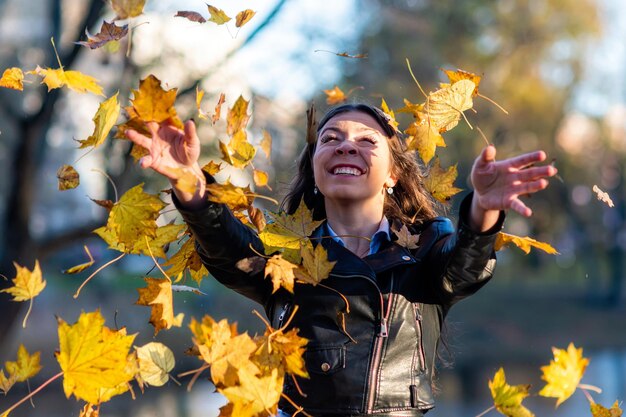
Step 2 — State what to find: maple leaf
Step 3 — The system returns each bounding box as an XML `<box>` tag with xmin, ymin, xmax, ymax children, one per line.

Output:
<box><xmin>424</xmin><ymin>158</ymin><xmax>462</xmax><ymax>203</ymax></box>
<box><xmin>5</xmin><ymin>344</ymin><xmax>42</xmax><ymax>383</ymax></box>
<box><xmin>78</xmin><ymin>92</ymin><xmax>121</xmax><ymax>149</ymax></box>
<box><xmin>175</xmin><ymin>11</ymin><xmax>207</xmax><ymax>23</ymax></box>
<box><xmin>260</xmin><ymin>201</ymin><xmax>322</xmax><ymax>251</ymax></box>
<box><xmin>0</xmin><ymin>260</ymin><xmax>46</xmax><ymax>328</ymax></box>
<box><xmin>539</xmin><ymin>343</ymin><xmax>589</xmax><ymax>407</ymax></box>
<box><xmin>423</xmin><ymin>79</ymin><xmax>475</xmax><ymax>133</ymax></box>
<box><xmin>76</xmin><ymin>21</ymin><xmax>128</xmax><ymax>49</ymax></box>
<box><xmin>212</xmin><ymin>93</ymin><xmax>226</xmax><ymax>124</ymax></box>
<box><xmin>592</xmin><ymin>185</ymin><xmax>614</xmax><ymax>207</ymax></box>
<box><xmin>324</xmin><ymin>85</ymin><xmax>348</xmax><ymax>105</ymax></box>
<box><xmin>235</xmin><ymin>9</ymin><xmax>256</xmax><ymax>28</ymax></box>
<box><xmin>125</xmin><ymin>74</ymin><xmax>183</xmax><ymax>129</ymax></box>
<box><xmin>163</xmin><ymin>236</ymin><xmax>209</xmax><ymax>284</ymax></box>
<box><xmin>218</xmin><ymin>368</ymin><xmax>282</xmax><ymax>417</ymax></box>
<box><xmin>0</xmin><ymin>369</ymin><xmax>16</xmax><ymax>394</ymax></box>
<box><xmin>95</xmin><ymin>223</ymin><xmax>185</xmax><ymax>258</ymax></box>
<box><xmin>296</xmin><ymin>241</ymin><xmax>335</xmax><ymax>286</ymax></box>
<box><xmin>392</xmin><ymin>224</ymin><xmax>419</xmax><ymax>249</ymax></box>
<box><xmin>202</xmin><ymin>160</ymin><xmax>223</xmax><ymax>176</ymax></box>
<box><xmin>62</xmin><ymin>246</ymin><xmax>95</xmax><ymax>274</ymax></box>
<box><xmin>220</xmin><ymin>130</ymin><xmax>256</xmax><ymax>168</ymax></box>
<box><xmin>28</xmin><ymin>65</ymin><xmax>104</xmax><ymax>96</ymax></box>
<box><xmin>136</xmin><ymin>277</ymin><xmax>184</xmax><ymax>335</ymax></box>
<box><xmin>248</xmin><ymin>206</ymin><xmax>267</xmax><ymax>233</ymax></box>
<box><xmin>254</xmin><ymin>327</ymin><xmax>309</xmax><ymax>378</ymax></box>
<box><xmin>207</xmin><ymin>5</ymin><xmax>231</xmax><ymax>25</ymax></box>
<box><xmin>253</xmin><ymin>169</ymin><xmax>269</xmax><ymax>188</ymax></box>
<box><xmin>0</xmin><ymin>67</ymin><xmax>24</xmax><ymax>91</ymax></box>
<box><xmin>442</xmin><ymin>68</ymin><xmax>482</xmax><ymax>97</ymax></box>
<box><xmin>109</xmin><ymin>184</ymin><xmax>164</xmax><ymax>242</ymax></box>
<box><xmin>489</xmin><ymin>368</ymin><xmax>535</xmax><ymax>417</ymax></box>
<box><xmin>495</xmin><ymin>232</ymin><xmax>559</xmax><ymax>255</ymax></box>
<box><xmin>205</xmin><ymin>181</ymin><xmax>255</xmax><ymax>212</ymax></box>
<box><xmin>135</xmin><ymin>342</ymin><xmax>175</xmax><ymax>387</ymax></box>
<box><xmin>55</xmin><ymin>310</ymin><xmax>136</xmax><ymax>404</ymax></box>
<box><xmin>265</xmin><ymin>254</ymin><xmax>298</xmax><ymax>294</ymax></box>
<box><xmin>404</xmin><ymin>120</ymin><xmax>447</xmax><ymax>164</ymax></box>
<box><xmin>79</xmin><ymin>404</ymin><xmax>100</xmax><ymax>417</ymax></box>
<box><xmin>111</xmin><ymin>0</ymin><xmax>146</xmax><ymax>20</ymax></box>
<box><xmin>591</xmin><ymin>401</ymin><xmax>623</xmax><ymax>417</ymax></box>
<box><xmin>396</xmin><ymin>98</ymin><xmax>424</xmax><ymax>116</ymax></box>
<box><xmin>57</xmin><ymin>164</ymin><xmax>80</xmax><ymax>190</ymax></box>
<box><xmin>380</xmin><ymin>98</ymin><xmax>399</xmax><ymax>131</ymax></box>
<box><xmin>227</xmin><ymin>95</ymin><xmax>251</xmax><ymax>135</ymax></box>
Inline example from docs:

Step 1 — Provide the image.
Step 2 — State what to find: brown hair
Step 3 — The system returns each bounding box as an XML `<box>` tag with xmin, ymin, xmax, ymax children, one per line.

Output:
<box><xmin>281</xmin><ymin>103</ymin><xmax>441</xmax><ymax>225</ymax></box>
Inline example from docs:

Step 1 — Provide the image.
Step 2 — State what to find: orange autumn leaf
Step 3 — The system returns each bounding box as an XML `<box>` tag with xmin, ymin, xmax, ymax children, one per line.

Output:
<box><xmin>392</xmin><ymin>224</ymin><xmax>419</xmax><ymax>249</ymax></box>
<box><xmin>0</xmin><ymin>260</ymin><xmax>46</xmax><ymax>328</ymax></box>
<box><xmin>205</xmin><ymin>181</ymin><xmax>255</xmax><ymax>212</ymax></box>
<box><xmin>207</xmin><ymin>5</ymin><xmax>231</xmax><ymax>25</ymax></box>
<box><xmin>28</xmin><ymin>58</ymin><xmax>104</xmax><ymax>95</ymax></box>
<box><xmin>423</xmin><ymin>79</ymin><xmax>475</xmax><ymax>133</ymax></box>
<box><xmin>55</xmin><ymin>310</ymin><xmax>136</xmax><ymax>404</ymax></box>
<box><xmin>111</xmin><ymin>0</ymin><xmax>146</xmax><ymax>20</ymax></box>
<box><xmin>78</xmin><ymin>92</ymin><xmax>121</xmax><ymax>149</ymax></box>
<box><xmin>495</xmin><ymin>232</ymin><xmax>559</xmax><ymax>255</ymax></box>
<box><xmin>424</xmin><ymin>158</ymin><xmax>462</xmax><ymax>203</ymax></box>
<box><xmin>125</xmin><ymin>74</ymin><xmax>183</xmax><ymax>129</ymax></box>
<box><xmin>323</xmin><ymin>85</ymin><xmax>348</xmax><ymax>105</ymax></box>
<box><xmin>0</xmin><ymin>67</ymin><xmax>24</xmax><ymax>91</ymax></box>
<box><xmin>265</xmin><ymin>254</ymin><xmax>298</xmax><ymax>293</ymax></box>
<box><xmin>489</xmin><ymin>368</ymin><xmax>535</xmax><ymax>417</ymax></box>
<box><xmin>296</xmin><ymin>241</ymin><xmax>335</xmax><ymax>286</ymax></box>
<box><xmin>76</xmin><ymin>21</ymin><xmax>128</xmax><ymax>49</ymax></box>
<box><xmin>539</xmin><ymin>343</ymin><xmax>590</xmax><ymax>407</ymax></box>
<box><xmin>380</xmin><ymin>98</ymin><xmax>399</xmax><ymax>131</ymax></box>
<box><xmin>202</xmin><ymin>160</ymin><xmax>223</xmax><ymax>176</ymax></box>
<box><xmin>218</xmin><ymin>368</ymin><xmax>282</xmax><ymax>417</ymax></box>
<box><xmin>219</xmin><ymin>130</ymin><xmax>256</xmax><ymax>168</ymax></box>
<box><xmin>260</xmin><ymin>130</ymin><xmax>272</xmax><ymax>159</ymax></box>
<box><xmin>136</xmin><ymin>277</ymin><xmax>184</xmax><ymax>335</ymax></box>
<box><xmin>591</xmin><ymin>401</ymin><xmax>623</xmax><ymax>417</ymax></box>
<box><xmin>163</xmin><ymin>236</ymin><xmax>208</xmax><ymax>284</ymax></box>
<box><xmin>226</xmin><ymin>95</ymin><xmax>251</xmax><ymax>135</ymax></box>
<box><xmin>254</xmin><ymin>326</ymin><xmax>308</xmax><ymax>378</ymax></box>
<box><xmin>441</xmin><ymin>68</ymin><xmax>482</xmax><ymax>96</ymax></box>
<box><xmin>253</xmin><ymin>169</ymin><xmax>269</xmax><ymax>188</ymax></box>
<box><xmin>404</xmin><ymin>120</ymin><xmax>446</xmax><ymax>164</ymax></box>
<box><xmin>57</xmin><ymin>164</ymin><xmax>80</xmax><ymax>190</ymax></box>
<box><xmin>235</xmin><ymin>9</ymin><xmax>256</xmax><ymax>28</ymax></box>
<box><xmin>212</xmin><ymin>92</ymin><xmax>226</xmax><ymax>124</ymax></box>
<box><xmin>5</xmin><ymin>344</ymin><xmax>42</xmax><ymax>383</ymax></box>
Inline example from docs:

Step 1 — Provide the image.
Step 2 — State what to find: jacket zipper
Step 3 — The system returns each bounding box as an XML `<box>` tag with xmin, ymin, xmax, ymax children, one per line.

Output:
<box><xmin>413</xmin><ymin>303</ymin><xmax>426</xmax><ymax>372</ymax></box>
<box><xmin>277</xmin><ymin>301</ymin><xmax>291</xmax><ymax>328</ymax></box>
<box><xmin>366</xmin><ymin>274</ymin><xmax>394</xmax><ymax>413</ymax></box>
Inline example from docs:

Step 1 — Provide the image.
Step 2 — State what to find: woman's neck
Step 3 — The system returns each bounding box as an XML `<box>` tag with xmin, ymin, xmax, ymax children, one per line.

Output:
<box><xmin>324</xmin><ymin>201</ymin><xmax>385</xmax><ymax>257</ymax></box>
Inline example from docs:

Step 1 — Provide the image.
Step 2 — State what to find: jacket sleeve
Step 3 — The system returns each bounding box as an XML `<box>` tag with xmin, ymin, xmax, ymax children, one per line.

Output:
<box><xmin>172</xmin><ymin>192</ymin><xmax>273</xmax><ymax>307</ymax></box>
<box><xmin>419</xmin><ymin>192</ymin><xmax>505</xmax><ymax>306</ymax></box>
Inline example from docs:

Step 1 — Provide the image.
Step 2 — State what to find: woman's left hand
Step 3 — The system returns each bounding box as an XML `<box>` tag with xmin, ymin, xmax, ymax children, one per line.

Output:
<box><xmin>470</xmin><ymin>145</ymin><xmax>558</xmax><ymax>220</ymax></box>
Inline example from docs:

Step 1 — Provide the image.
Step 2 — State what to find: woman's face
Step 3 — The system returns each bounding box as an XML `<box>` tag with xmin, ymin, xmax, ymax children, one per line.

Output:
<box><xmin>313</xmin><ymin>110</ymin><xmax>396</xmax><ymax>211</ymax></box>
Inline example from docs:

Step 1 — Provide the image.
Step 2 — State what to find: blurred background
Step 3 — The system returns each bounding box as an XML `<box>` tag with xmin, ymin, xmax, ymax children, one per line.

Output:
<box><xmin>1</xmin><ymin>0</ymin><xmax>625</xmax><ymax>416</ymax></box>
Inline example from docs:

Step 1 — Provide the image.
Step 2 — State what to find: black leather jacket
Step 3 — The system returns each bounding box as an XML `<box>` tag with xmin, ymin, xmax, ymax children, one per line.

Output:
<box><xmin>177</xmin><ymin>193</ymin><xmax>504</xmax><ymax>417</ymax></box>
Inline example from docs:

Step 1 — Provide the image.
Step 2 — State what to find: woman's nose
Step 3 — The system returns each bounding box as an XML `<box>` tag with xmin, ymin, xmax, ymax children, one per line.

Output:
<box><xmin>335</xmin><ymin>141</ymin><xmax>357</xmax><ymax>155</ymax></box>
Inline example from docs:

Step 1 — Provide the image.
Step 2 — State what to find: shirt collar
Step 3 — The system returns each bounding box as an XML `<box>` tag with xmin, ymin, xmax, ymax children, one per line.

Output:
<box><xmin>324</xmin><ymin>216</ymin><xmax>391</xmax><ymax>256</ymax></box>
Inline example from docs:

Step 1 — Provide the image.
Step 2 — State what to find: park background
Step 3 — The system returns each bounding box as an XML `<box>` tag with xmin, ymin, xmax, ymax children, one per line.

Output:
<box><xmin>0</xmin><ymin>0</ymin><xmax>625</xmax><ymax>416</ymax></box>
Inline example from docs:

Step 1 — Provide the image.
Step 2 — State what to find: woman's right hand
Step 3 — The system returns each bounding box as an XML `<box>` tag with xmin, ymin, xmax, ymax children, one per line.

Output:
<box><xmin>126</xmin><ymin>120</ymin><xmax>207</xmax><ymax>206</ymax></box>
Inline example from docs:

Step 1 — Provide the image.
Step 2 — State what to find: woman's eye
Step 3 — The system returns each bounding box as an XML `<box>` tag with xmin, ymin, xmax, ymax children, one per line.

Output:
<box><xmin>360</xmin><ymin>137</ymin><xmax>376</xmax><ymax>144</ymax></box>
<box><xmin>321</xmin><ymin>136</ymin><xmax>338</xmax><ymax>143</ymax></box>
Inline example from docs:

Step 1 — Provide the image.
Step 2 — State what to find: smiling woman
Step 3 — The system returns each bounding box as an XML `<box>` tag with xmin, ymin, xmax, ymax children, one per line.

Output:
<box><xmin>125</xmin><ymin>102</ymin><xmax>557</xmax><ymax>416</ymax></box>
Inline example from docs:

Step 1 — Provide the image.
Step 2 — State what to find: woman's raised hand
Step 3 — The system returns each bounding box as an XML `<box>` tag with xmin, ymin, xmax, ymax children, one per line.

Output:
<box><xmin>469</xmin><ymin>145</ymin><xmax>558</xmax><ymax>229</ymax></box>
<box><xmin>126</xmin><ymin>120</ymin><xmax>206</xmax><ymax>205</ymax></box>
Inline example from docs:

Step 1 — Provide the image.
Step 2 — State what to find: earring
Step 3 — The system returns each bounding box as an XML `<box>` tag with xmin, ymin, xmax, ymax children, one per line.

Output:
<box><xmin>313</xmin><ymin>185</ymin><xmax>318</xmax><ymax>195</ymax></box>
<box><xmin>386</xmin><ymin>186</ymin><xmax>394</xmax><ymax>195</ymax></box>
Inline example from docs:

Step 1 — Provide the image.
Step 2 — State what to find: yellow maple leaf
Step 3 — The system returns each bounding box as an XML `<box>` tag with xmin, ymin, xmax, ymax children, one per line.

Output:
<box><xmin>135</xmin><ymin>342</ymin><xmax>175</xmax><ymax>387</ymax></box>
<box><xmin>202</xmin><ymin>160</ymin><xmax>223</xmax><ymax>177</ymax></box>
<box><xmin>126</xmin><ymin>74</ymin><xmax>183</xmax><ymax>129</ymax></box>
<box><xmin>212</xmin><ymin>92</ymin><xmax>226</xmax><ymax>124</ymax></box>
<box><xmin>424</xmin><ymin>158</ymin><xmax>462</xmax><ymax>203</ymax></box>
<box><xmin>392</xmin><ymin>224</ymin><xmax>419</xmax><ymax>249</ymax></box>
<box><xmin>0</xmin><ymin>369</ymin><xmax>16</xmax><ymax>394</ymax></box>
<box><xmin>94</xmin><ymin>223</ymin><xmax>185</xmax><ymax>258</ymax></box>
<box><xmin>404</xmin><ymin>120</ymin><xmax>446</xmax><ymax>164</ymax></box>
<box><xmin>219</xmin><ymin>367</ymin><xmax>282</xmax><ymax>417</ymax></box>
<box><xmin>111</xmin><ymin>0</ymin><xmax>146</xmax><ymax>20</ymax></box>
<box><xmin>136</xmin><ymin>277</ymin><xmax>184</xmax><ymax>335</ymax></box>
<box><xmin>539</xmin><ymin>343</ymin><xmax>589</xmax><ymax>407</ymax></box>
<box><xmin>380</xmin><ymin>98</ymin><xmax>399</xmax><ymax>131</ymax></box>
<box><xmin>265</xmin><ymin>254</ymin><xmax>298</xmax><ymax>294</ymax></box>
<box><xmin>29</xmin><ymin>65</ymin><xmax>103</xmax><ymax>96</ymax></box>
<box><xmin>324</xmin><ymin>85</ymin><xmax>347</xmax><ymax>105</ymax></box>
<box><xmin>55</xmin><ymin>310</ymin><xmax>136</xmax><ymax>404</ymax></box>
<box><xmin>254</xmin><ymin>326</ymin><xmax>308</xmax><ymax>379</ymax></box>
<box><xmin>163</xmin><ymin>236</ymin><xmax>208</xmax><ymax>284</ymax></box>
<box><xmin>296</xmin><ymin>241</ymin><xmax>335</xmax><ymax>286</ymax></box>
<box><xmin>207</xmin><ymin>5</ymin><xmax>231</xmax><ymax>25</ymax></box>
<box><xmin>5</xmin><ymin>344</ymin><xmax>42</xmax><ymax>383</ymax></box>
<box><xmin>442</xmin><ymin>68</ymin><xmax>482</xmax><ymax>96</ymax></box>
<box><xmin>0</xmin><ymin>260</ymin><xmax>46</xmax><ymax>328</ymax></box>
<box><xmin>591</xmin><ymin>401</ymin><xmax>623</xmax><ymax>417</ymax></box>
<box><xmin>423</xmin><ymin>79</ymin><xmax>475</xmax><ymax>133</ymax></box>
<box><xmin>495</xmin><ymin>232</ymin><xmax>559</xmax><ymax>255</ymax></box>
<box><xmin>226</xmin><ymin>95</ymin><xmax>251</xmax><ymax>135</ymax></box>
<box><xmin>78</xmin><ymin>92</ymin><xmax>121</xmax><ymax>149</ymax></box>
<box><xmin>219</xmin><ymin>130</ymin><xmax>256</xmax><ymax>168</ymax></box>
<box><xmin>489</xmin><ymin>367</ymin><xmax>535</xmax><ymax>417</ymax></box>
<box><xmin>0</xmin><ymin>67</ymin><xmax>24</xmax><ymax>91</ymax></box>
<box><xmin>205</xmin><ymin>181</ymin><xmax>255</xmax><ymax>212</ymax></box>
<box><xmin>235</xmin><ymin>9</ymin><xmax>256</xmax><ymax>28</ymax></box>
<box><xmin>108</xmin><ymin>183</ymin><xmax>165</xmax><ymax>243</ymax></box>
<box><xmin>396</xmin><ymin>98</ymin><xmax>424</xmax><ymax>116</ymax></box>
<box><xmin>57</xmin><ymin>164</ymin><xmax>80</xmax><ymax>191</ymax></box>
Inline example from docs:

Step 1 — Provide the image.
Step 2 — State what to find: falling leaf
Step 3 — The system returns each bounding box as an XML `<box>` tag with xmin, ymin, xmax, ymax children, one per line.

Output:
<box><xmin>423</xmin><ymin>79</ymin><xmax>475</xmax><ymax>133</ymax></box>
<box><xmin>335</xmin><ymin>51</ymin><xmax>367</xmax><ymax>59</ymax></box>
<box><xmin>539</xmin><ymin>343</ymin><xmax>589</xmax><ymax>407</ymax></box>
<box><xmin>0</xmin><ymin>67</ymin><xmax>24</xmax><ymax>91</ymax></box>
<box><xmin>424</xmin><ymin>158</ymin><xmax>462</xmax><ymax>203</ymax></box>
<box><xmin>218</xmin><ymin>367</ymin><xmax>282</xmax><ymax>417</ymax></box>
<box><xmin>135</xmin><ymin>342</ymin><xmax>175</xmax><ymax>387</ymax></box>
<box><xmin>260</xmin><ymin>130</ymin><xmax>272</xmax><ymax>158</ymax></box>
<box><xmin>226</xmin><ymin>95</ymin><xmax>250</xmax><ymax>135</ymax></box>
<box><xmin>296</xmin><ymin>241</ymin><xmax>335</xmax><ymax>286</ymax></box>
<box><xmin>202</xmin><ymin>160</ymin><xmax>223</xmax><ymax>177</ymax></box>
<box><xmin>265</xmin><ymin>254</ymin><xmax>298</xmax><ymax>293</ymax></box>
<box><xmin>125</xmin><ymin>74</ymin><xmax>183</xmax><ymax>129</ymax></box>
<box><xmin>136</xmin><ymin>277</ymin><xmax>184</xmax><ymax>335</ymax></box>
<box><xmin>207</xmin><ymin>5</ymin><xmax>231</xmax><ymax>25</ymax></box>
<box><xmin>495</xmin><ymin>232</ymin><xmax>559</xmax><ymax>255</ymax></box>
<box><xmin>212</xmin><ymin>93</ymin><xmax>226</xmax><ymax>124</ymax></box>
<box><xmin>165</xmin><ymin>167</ymin><xmax>198</xmax><ymax>195</ymax></box>
<box><xmin>111</xmin><ymin>0</ymin><xmax>146</xmax><ymax>20</ymax></box>
<box><xmin>591</xmin><ymin>401</ymin><xmax>623</xmax><ymax>417</ymax></box>
<box><xmin>592</xmin><ymin>185</ymin><xmax>614</xmax><ymax>208</ymax></box>
<box><xmin>175</xmin><ymin>11</ymin><xmax>207</xmax><ymax>23</ymax></box>
<box><xmin>380</xmin><ymin>98</ymin><xmax>399</xmax><ymax>131</ymax></box>
<box><xmin>55</xmin><ymin>310</ymin><xmax>136</xmax><ymax>404</ymax></box>
<box><xmin>28</xmin><ymin>65</ymin><xmax>104</xmax><ymax>96</ymax></box>
<box><xmin>171</xmin><ymin>285</ymin><xmax>206</xmax><ymax>295</ymax></box>
<box><xmin>62</xmin><ymin>246</ymin><xmax>95</xmax><ymax>274</ymax></box>
<box><xmin>163</xmin><ymin>236</ymin><xmax>208</xmax><ymax>284</ymax></box>
<box><xmin>248</xmin><ymin>205</ymin><xmax>267</xmax><ymax>232</ymax></box>
<box><xmin>76</xmin><ymin>21</ymin><xmax>128</xmax><ymax>49</ymax></box>
<box><xmin>1</xmin><ymin>260</ymin><xmax>46</xmax><ymax>328</ymax></box>
<box><xmin>235</xmin><ymin>9</ymin><xmax>256</xmax><ymax>28</ymax></box>
<box><xmin>253</xmin><ymin>169</ymin><xmax>269</xmax><ymax>188</ymax></box>
<box><xmin>392</xmin><ymin>224</ymin><xmax>419</xmax><ymax>249</ymax></box>
<box><xmin>404</xmin><ymin>120</ymin><xmax>446</xmax><ymax>164</ymax></box>
<box><xmin>90</xmin><ymin>198</ymin><xmax>115</xmax><ymax>211</ymax></box>
<box><xmin>57</xmin><ymin>164</ymin><xmax>80</xmax><ymax>190</ymax></box>
<box><xmin>441</xmin><ymin>68</ymin><xmax>482</xmax><ymax>96</ymax></box>
<box><xmin>79</xmin><ymin>404</ymin><xmax>100</xmax><ymax>417</ymax></box>
<box><xmin>0</xmin><ymin>369</ymin><xmax>16</xmax><ymax>394</ymax></box>
<box><xmin>78</xmin><ymin>92</ymin><xmax>121</xmax><ymax>149</ymax></box>
<box><xmin>195</xmin><ymin>86</ymin><xmax>210</xmax><ymax>120</ymax></box>
<box><xmin>205</xmin><ymin>181</ymin><xmax>254</xmax><ymax>212</ymax></box>
<box><xmin>95</xmin><ymin>223</ymin><xmax>185</xmax><ymax>258</ymax></box>
<box><xmin>489</xmin><ymin>368</ymin><xmax>535</xmax><ymax>417</ymax></box>
<box><xmin>219</xmin><ymin>130</ymin><xmax>256</xmax><ymax>168</ymax></box>
<box><xmin>5</xmin><ymin>344</ymin><xmax>42</xmax><ymax>383</ymax></box>
<box><xmin>254</xmin><ymin>327</ymin><xmax>308</xmax><ymax>378</ymax></box>
<box><xmin>324</xmin><ymin>85</ymin><xmax>347</xmax><ymax>105</ymax></box>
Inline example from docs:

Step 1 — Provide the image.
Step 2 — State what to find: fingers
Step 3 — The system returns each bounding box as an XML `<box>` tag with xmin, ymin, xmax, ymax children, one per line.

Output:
<box><xmin>139</xmin><ymin>155</ymin><xmax>154</xmax><ymax>169</ymax></box>
<box><xmin>184</xmin><ymin>119</ymin><xmax>197</xmax><ymax>141</ymax></box>
<box><xmin>481</xmin><ymin>145</ymin><xmax>497</xmax><ymax>163</ymax></box>
<box><xmin>516</xmin><ymin>165</ymin><xmax>558</xmax><ymax>182</ymax></box>
<box><xmin>125</xmin><ymin>129</ymin><xmax>152</xmax><ymax>149</ymax></box>
<box><xmin>506</xmin><ymin>150</ymin><xmax>547</xmax><ymax>169</ymax></box>
<box><xmin>510</xmin><ymin>198</ymin><xmax>532</xmax><ymax>217</ymax></box>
